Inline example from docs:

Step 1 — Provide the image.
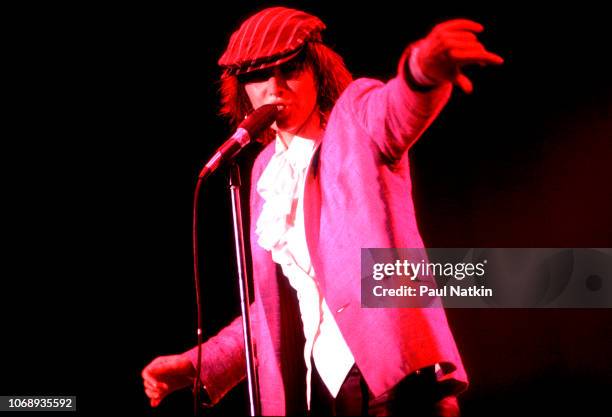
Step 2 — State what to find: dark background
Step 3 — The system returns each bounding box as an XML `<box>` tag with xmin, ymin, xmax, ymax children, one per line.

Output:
<box><xmin>2</xmin><ymin>1</ymin><xmax>611</xmax><ymax>416</ymax></box>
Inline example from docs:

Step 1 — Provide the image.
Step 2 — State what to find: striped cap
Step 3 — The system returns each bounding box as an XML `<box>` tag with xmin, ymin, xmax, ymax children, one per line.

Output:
<box><xmin>219</xmin><ymin>7</ymin><xmax>326</xmax><ymax>76</ymax></box>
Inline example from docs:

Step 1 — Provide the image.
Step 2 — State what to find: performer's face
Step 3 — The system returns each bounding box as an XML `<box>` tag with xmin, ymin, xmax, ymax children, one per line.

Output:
<box><xmin>241</xmin><ymin>59</ymin><xmax>318</xmax><ymax>135</ymax></box>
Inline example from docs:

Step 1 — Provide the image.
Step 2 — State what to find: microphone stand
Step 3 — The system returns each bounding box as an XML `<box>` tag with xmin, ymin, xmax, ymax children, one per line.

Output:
<box><xmin>228</xmin><ymin>163</ymin><xmax>260</xmax><ymax>416</ymax></box>
<box><xmin>193</xmin><ymin>105</ymin><xmax>276</xmax><ymax>415</ymax></box>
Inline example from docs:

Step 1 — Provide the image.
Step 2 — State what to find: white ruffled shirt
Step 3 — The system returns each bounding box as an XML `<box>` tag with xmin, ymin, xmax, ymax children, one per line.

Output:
<box><xmin>255</xmin><ymin>135</ymin><xmax>355</xmax><ymax>409</ymax></box>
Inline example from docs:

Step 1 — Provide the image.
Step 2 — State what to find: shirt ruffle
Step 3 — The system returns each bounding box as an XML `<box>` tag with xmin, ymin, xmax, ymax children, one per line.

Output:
<box><xmin>255</xmin><ymin>136</ymin><xmax>316</xmax><ymax>264</ymax></box>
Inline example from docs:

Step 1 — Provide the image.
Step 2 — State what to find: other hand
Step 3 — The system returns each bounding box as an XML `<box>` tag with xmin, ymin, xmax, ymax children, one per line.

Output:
<box><xmin>141</xmin><ymin>354</ymin><xmax>195</xmax><ymax>407</ymax></box>
<box><xmin>415</xmin><ymin>19</ymin><xmax>504</xmax><ymax>93</ymax></box>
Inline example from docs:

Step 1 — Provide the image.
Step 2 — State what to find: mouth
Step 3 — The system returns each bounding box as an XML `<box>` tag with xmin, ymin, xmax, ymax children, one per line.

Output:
<box><xmin>275</xmin><ymin>104</ymin><xmax>290</xmax><ymax>120</ymax></box>
<box><xmin>268</xmin><ymin>102</ymin><xmax>288</xmax><ymax>111</ymax></box>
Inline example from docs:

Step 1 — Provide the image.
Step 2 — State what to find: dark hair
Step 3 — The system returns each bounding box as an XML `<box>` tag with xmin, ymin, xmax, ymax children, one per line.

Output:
<box><xmin>218</xmin><ymin>42</ymin><xmax>353</xmax><ymax>142</ymax></box>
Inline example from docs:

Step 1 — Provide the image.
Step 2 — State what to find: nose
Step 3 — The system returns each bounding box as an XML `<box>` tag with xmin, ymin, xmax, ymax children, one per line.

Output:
<box><xmin>265</xmin><ymin>69</ymin><xmax>286</xmax><ymax>97</ymax></box>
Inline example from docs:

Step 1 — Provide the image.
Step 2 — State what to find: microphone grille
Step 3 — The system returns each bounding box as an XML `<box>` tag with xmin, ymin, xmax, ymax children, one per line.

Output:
<box><xmin>238</xmin><ymin>104</ymin><xmax>279</xmax><ymax>139</ymax></box>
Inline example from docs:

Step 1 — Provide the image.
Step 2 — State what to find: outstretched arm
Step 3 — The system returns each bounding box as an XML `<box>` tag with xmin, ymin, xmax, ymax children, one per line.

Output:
<box><xmin>342</xmin><ymin>19</ymin><xmax>503</xmax><ymax>162</ymax></box>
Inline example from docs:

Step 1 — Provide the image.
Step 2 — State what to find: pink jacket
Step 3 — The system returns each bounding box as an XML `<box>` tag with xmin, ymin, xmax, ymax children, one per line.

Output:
<box><xmin>187</xmin><ymin>50</ymin><xmax>468</xmax><ymax>415</ymax></box>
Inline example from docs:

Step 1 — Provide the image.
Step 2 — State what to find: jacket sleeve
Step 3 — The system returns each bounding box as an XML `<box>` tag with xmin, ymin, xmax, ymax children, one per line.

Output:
<box><xmin>340</xmin><ymin>45</ymin><xmax>453</xmax><ymax>162</ymax></box>
<box><xmin>183</xmin><ymin>315</ymin><xmax>247</xmax><ymax>405</ymax></box>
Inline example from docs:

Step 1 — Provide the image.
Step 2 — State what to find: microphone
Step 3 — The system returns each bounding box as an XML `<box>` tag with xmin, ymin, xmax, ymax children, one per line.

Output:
<box><xmin>199</xmin><ymin>104</ymin><xmax>280</xmax><ymax>179</ymax></box>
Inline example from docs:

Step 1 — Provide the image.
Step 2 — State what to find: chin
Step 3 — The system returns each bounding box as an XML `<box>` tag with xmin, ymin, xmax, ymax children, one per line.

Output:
<box><xmin>274</xmin><ymin>119</ymin><xmax>297</xmax><ymax>133</ymax></box>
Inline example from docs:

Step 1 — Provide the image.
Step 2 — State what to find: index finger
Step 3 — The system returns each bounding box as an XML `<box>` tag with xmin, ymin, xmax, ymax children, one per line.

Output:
<box><xmin>434</xmin><ymin>19</ymin><xmax>484</xmax><ymax>34</ymax></box>
<box><xmin>448</xmin><ymin>49</ymin><xmax>504</xmax><ymax>65</ymax></box>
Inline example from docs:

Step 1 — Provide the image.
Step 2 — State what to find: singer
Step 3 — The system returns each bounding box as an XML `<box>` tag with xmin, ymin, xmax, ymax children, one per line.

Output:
<box><xmin>142</xmin><ymin>7</ymin><xmax>503</xmax><ymax>416</ymax></box>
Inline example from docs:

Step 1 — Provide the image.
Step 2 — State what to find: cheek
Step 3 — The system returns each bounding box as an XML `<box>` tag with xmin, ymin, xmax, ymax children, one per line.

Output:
<box><xmin>244</xmin><ymin>85</ymin><xmax>262</xmax><ymax>108</ymax></box>
<box><xmin>304</xmin><ymin>74</ymin><xmax>318</xmax><ymax>106</ymax></box>
<box><xmin>306</xmin><ymin>86</ymin><xmax>317</xmax><ymax>108</ymax></box>
<box><xmin>291</xmin><ymin>79</ymin><xmax>318</xmax><ymax>109</ymax></box>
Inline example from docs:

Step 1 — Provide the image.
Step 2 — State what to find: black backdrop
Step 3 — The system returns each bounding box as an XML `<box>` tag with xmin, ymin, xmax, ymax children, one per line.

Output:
<box><xmin>2</xmin><ymin>1</ymin><xmax>611</xmax><ymax>416</ymax></box>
